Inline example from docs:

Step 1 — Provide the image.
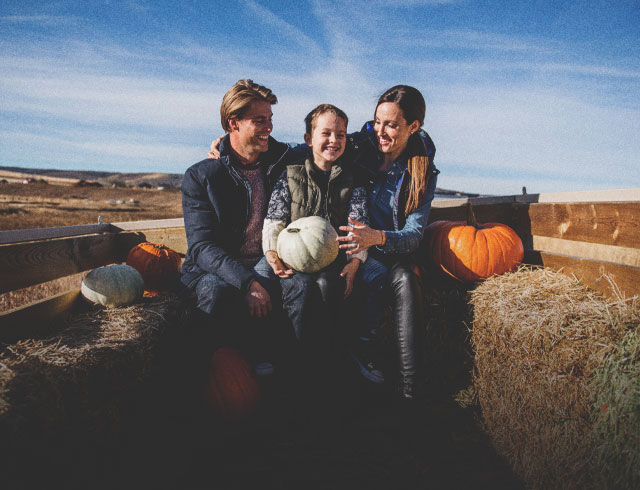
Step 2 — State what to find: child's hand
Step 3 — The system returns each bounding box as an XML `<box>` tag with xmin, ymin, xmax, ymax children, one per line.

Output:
<box><xmin>208</xmin><ymin>135</ymin><xmax>225</xmax><ymax>159</ymax></box>
<box><xmin>266</xmin><ymin>250</ymin><xmax>294</xmax><ymax>278</ymax></box>
<box><xmin>340</xmin><ymin>258</ymin><xmax>361</xmax><ymax>299</ymax></box>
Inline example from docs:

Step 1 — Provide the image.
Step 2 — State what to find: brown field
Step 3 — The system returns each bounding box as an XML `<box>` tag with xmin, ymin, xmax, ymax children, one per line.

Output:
<box><xmin>0</xmin><ymin>182</ymin><xmax>182</xmax><ymax>230</ymax></box>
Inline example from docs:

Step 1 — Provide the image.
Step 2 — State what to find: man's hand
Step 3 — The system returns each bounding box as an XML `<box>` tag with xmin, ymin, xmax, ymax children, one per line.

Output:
<box><xmin>340</xmin><ymin>258</ymin><xmax>361</xmax><ymax>299</ymax></box>
<box><xmin>208</xmin><ymin>135</ymin><xmax>224</xmax><ymax>159</ymax></box>
<box><xmin>245</xmin><ymin>280</ymin><xmax>272</xmax><ymax>318</ymax></box>
<box><xmin>265</xmin><ymin>250</ymin><xmax>294</xmax><ymax>278</ymax></box>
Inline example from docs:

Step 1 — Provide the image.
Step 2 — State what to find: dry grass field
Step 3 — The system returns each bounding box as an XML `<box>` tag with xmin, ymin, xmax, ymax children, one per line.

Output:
<box><xmin>0</xmin><ymin>182</ymin><xmax>182</xmax><ymax>230</ymax></box>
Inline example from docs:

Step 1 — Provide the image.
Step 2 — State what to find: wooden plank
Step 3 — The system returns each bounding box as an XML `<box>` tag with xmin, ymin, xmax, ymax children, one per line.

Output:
<box><xmin>429</xmin><ymin>202</ymin><xmax>522</xmax><ymax>229</ymax></box>
<box><xmin>523</xmin><ymin>202</ymin><xmax>640</xmax><ymax>248</ymax></box>
<box><xmin>530</xmin><ymin>236</ymin><xmax>640</xmax><ymax>267</ymax></box>
<box><xmin>110</xmin><ymin>217</ymin><xmax>184</xmax><ymax>231</ymax></box>
<box><xmin>525</xmin><ymin>251</ymin><xmax>640</xmax><ymax>300</ymax></box>
<box><xmin>114</xmin><ymin>227</ymin><xmax>188</xmax><ymax>260</ymax></box>
<box><xmin>0</xmin><ymin>219</ymin><xmax>184</xmax><ymax>246</ymax></box>
<box><xmin>432</xmin><ymin>188</ymin><xmax>640</xmax><ymax>208</ymax></box>
<box><xmin>0</xmin><ymin>234</ymin><xmax>118</xmax><ymax>294</ymax></box>
<box><xmin>433</xmin><ymin>195</ymin><xmax>521</xmax><ymax>208</ymax></box>
<box><xmin>0</xmin><ymin>223</ymin><xmax>110</xmax><ymax>245</ymax></box>
<box><xmin>0</xmin><ymin>289</ymin><xmax>81</xmax><ymax>342</ymax></box>
<box><xmin>534</xmin><ymin>188</ymin><xmax>640</xmax><ymax>203</ymax></box>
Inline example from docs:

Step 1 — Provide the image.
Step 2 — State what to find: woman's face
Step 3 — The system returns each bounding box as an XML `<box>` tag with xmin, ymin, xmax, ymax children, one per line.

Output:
<box><xmin>374</xmin><ymin>102</ymin><xmax>419</xmax><ymax>162</ymax></box>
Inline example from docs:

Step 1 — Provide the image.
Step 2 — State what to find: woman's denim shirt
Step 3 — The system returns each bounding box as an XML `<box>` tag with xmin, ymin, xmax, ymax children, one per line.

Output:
<box><xmin>368</xmin><ymin>155</ymin><xmax>438</xmax><ymax>254</ymax></box>
<box><xmin>347</xmin><ymin>122</ymin><xmax>439</xmax><ymax>255</ymax></box>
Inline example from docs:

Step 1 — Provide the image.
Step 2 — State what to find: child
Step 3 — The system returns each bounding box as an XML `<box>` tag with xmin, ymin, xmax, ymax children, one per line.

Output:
<box><xmin>259</xmin><ymin>104</ymin><xmax>378</xmax><ymax>378</ymax></box>
<box><xmin>262</xmin><ymin>104</ymin><xmax>366</xmax><ymax>276</ymax></box>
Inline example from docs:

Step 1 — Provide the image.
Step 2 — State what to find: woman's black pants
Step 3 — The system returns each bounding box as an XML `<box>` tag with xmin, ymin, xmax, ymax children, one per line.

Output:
<box><xmin>387</xmin><ymin>257</ymin><xmax>424</xmax><ymax>399</ymax></box>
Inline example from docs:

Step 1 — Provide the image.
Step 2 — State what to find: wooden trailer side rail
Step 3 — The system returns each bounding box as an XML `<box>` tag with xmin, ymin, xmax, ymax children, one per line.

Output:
<box><xmin>1</xmin><ymin>188</ymin><xmax>639</xmax><ymax>342</ymax></box>
<box><xmin>0</xmin><ymin>218</ymin><xmax>186</xmax><ymax>341</ymax></box>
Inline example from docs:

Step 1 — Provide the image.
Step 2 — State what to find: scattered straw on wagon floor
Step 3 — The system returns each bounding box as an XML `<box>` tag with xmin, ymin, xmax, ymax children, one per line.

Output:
<box><xmin>470</xmin><ymin>265</ymin><xmax>639</xmax><ymax>490</ymax></box>
<box><xmin>0</xmin><ymin>293</ymin><xmax>185</xmax><ymax>442</ymax></box>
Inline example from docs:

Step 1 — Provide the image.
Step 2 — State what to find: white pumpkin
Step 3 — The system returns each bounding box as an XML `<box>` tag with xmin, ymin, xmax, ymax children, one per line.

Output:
<box><xmin>81</xmin><ymin>264</ymin><xmax>144</xmax><ymax>306</ymax></box>
<box><xmin>276</xmin><ymin>216</ymin><xmax>339</xmax><ymax>273</ymax></box>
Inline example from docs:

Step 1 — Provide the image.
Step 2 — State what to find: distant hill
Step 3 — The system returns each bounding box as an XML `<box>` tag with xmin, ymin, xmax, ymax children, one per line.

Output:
<box><xmin>0</xmin><ymin>166</ymin><xmax>182</xmax><ymax>189</ymax></box>
<box><xmin>0</xmin><ymin>165</ymin><xmax>479</xmax><ymax>197</ymax></box>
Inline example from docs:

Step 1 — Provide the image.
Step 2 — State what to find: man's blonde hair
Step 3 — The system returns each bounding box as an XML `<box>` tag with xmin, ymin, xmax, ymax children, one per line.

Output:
<box><xmin>220</xmin><ymin>79</ymin><xmax>277</xmax><ymax>132</ymax></box>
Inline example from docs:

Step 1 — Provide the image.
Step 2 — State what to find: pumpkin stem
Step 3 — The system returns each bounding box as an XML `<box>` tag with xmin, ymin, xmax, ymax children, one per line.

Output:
<box><xmin>287</xmin><ymin>228</ymin><xmax>301</xmax><ymax>233</ymax></box>
<box><xmin>466</xmin><ymin>201</ymin><xmax>478</xmax><ymax>227</ymax></box>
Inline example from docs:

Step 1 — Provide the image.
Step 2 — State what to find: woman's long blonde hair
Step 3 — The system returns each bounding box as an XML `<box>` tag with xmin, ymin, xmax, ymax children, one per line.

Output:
<box><xmin>405</xmin><ymin>151</ymin><xmax>430</xmax><ymax>217</ymax></box>
<box><xmin>376</xmin><ymin>85</ymin><xmax>430</xmax><ymax>216</ymax></box>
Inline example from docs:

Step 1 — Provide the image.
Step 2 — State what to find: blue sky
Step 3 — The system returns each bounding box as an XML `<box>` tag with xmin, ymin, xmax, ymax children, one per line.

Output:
<box><xmin>1</xmin><ymin>0</ymin><xmax>639</xmax><ymax>195</ymax></box>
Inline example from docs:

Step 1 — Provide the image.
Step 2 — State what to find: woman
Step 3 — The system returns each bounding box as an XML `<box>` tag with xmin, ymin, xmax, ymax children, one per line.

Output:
<box><xmin>337</xmin><ymin>85</ymin><xmax>439</xmax><ymax>401</ymax></box>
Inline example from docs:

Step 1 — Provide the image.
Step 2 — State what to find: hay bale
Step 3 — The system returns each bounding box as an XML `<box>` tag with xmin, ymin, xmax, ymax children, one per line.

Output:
<box><xmin>590</xmin><ymin>327</ymin><xmax>640</xmax><ymax>489</ymax></box>
<box><xmin>0</xmin><ymin>293</ymin><xmax>185</xmax><ymax>448</ymax></box>
<box><xmin>470</xmin><ymin>266</ymin><xmax>639</xmax><ymax>489</ymax></box>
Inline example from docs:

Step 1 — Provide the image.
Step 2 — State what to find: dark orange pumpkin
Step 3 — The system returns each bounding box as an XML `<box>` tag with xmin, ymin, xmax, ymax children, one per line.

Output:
<box><xmin>126</xmin><ymin>242</ymin><xmax>181</xmax><ymax>293</ymax></box>
<box><xmin>203</xmin><ymin>347</ymin><xmax>260</xmax><ymax>422</ymax></box>
<box><xmin>425</xmin><ymin>202</ymin><xmax>524</xmax><ymax>283</ymax></box>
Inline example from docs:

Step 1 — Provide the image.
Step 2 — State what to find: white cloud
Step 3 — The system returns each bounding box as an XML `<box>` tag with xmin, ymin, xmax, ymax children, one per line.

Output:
<box><xmin>0</xmin><ymin>67</ymin><xmax>222</xmax><ymax>130</ymax></box>
<box><xmin>421</xmin><ymin>29</ymin><xmax>559</xmax><ymax>54</ymax></box>
<box><xmin>240</xmin><ymin>0</ymin><xmax>324</xmax><ymax>57</ymax></box>
<box><xmin>427</xmin><ymin>85</ymin><xmax>640</xmax><ymax>194</ymax></box>
<box><xmin>0</xmin><ymin>129</ymin><xmax>204</xmax><ymax>173</ymax></box>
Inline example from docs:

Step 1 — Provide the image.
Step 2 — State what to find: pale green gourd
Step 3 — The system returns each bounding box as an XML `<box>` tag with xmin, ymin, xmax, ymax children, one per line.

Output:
<box><xmin>81</xmin><ymin>264</ymin><xmax>144</xmax><ymax>306</ymax></box>
<box><xmin>276</xmin><ymin>216</ymin><xmax>339</xmax><ymax>273</ymax></box>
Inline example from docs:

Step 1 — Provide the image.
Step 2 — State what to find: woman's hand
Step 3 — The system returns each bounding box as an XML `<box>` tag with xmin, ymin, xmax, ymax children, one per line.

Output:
<box><xmin>340</xmin><ymin>258</ymin><xmax>361</xmax><ymax>299</ymax></box>
<box><xmin>337</xmin><ymin>218</ymin><xmax>386</xmax><ymax>255</ymax></box>
<box><xmin>208</xmin><ymin>135</ymin><xmax>225</xmax><ymax>159</ymax></box>
<box><xmin>265</xmin><ymin>250</ymin><xmax>294</xmax><ymax>278</ymax></box>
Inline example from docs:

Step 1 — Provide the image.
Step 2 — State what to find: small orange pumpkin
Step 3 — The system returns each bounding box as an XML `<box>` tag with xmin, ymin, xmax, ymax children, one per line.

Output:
<box><xmin>126</xmin><ymin>242</ymin><xmax>181</xmax><ymax>293</ymax></box>
<box><xmin>425</xmin><ymin>202</ymin><xmax>524</xmax><ymax>282</ymax></box>
<box><xmin>203</xmin><ymin>347</ymin><xmax>260</xmax><ymax>422</ymax></box>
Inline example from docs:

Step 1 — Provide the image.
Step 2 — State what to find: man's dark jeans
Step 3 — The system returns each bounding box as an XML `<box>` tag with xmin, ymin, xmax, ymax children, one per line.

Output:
<box><xmin>187</xmin><ymin>258</ymin><xmax>313</xmax><ymax>367</ymax></box>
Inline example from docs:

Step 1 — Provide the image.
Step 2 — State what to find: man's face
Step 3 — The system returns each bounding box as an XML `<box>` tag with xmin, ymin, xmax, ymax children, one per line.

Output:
<box><xmin>230</xmin><ymin>100</ymin><xmax>273</xmax><ymax>157</ymax></box>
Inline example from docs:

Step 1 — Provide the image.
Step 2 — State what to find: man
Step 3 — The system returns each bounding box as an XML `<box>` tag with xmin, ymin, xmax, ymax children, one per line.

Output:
<box><xmin>181</xmin><ymin>79</ymin><xmax>313</xmax><ymax>374</ymax></box>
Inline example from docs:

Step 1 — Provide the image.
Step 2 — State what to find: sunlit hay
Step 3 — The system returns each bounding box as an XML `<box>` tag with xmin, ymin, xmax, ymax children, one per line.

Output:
<box><xmin>590</xmin><ymin>327</ymin><xmax>640</xmax><ymax>489</ymax></box>
<box><xmin>0</xmin><ymin>293</ymin><xmax>184</xmax><ymax>446</ymax></box>
<box><xmin>470</xmin><ymin>265</ymin><xmax>639</xmax><ymax>489</ymax></box>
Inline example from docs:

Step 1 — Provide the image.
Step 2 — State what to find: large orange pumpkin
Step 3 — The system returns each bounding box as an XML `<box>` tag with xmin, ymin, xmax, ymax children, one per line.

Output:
<box><xmin>425</xmin><ymin>202</ymin><xmax>524</xmax><ymax>282</ymax></box>
<box><xmin>126</xmin><ymin>242</ymin><xmax>181</xmax><ymax>293</ymax></box>
<box><xmin>203</xmin><ymin>347</ymin><xmax>260</xmax><ymax>422</ymax></box>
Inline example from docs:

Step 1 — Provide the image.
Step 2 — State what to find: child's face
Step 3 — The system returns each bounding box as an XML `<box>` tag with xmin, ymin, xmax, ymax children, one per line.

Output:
<box><xmin>304</xmin><ymin>112</ymin><xmax>347</xmax><ymax>169</ymax></box>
